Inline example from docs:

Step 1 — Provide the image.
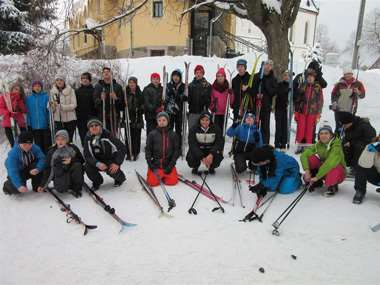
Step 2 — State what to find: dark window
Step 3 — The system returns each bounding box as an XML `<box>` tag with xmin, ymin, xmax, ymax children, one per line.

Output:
<box><xmin>153</xmin><ymin>1</ymin><xmax>163</xmax><ymax>18</ymax></box>
<box><xmin>150</xmin><ymin>50</ymin><xmax>165</xmax><ymax>56</ymax></box>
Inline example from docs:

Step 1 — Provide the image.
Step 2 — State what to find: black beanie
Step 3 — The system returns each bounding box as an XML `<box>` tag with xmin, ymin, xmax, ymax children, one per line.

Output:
<box><xmin>199</xmin><ymin>111</ymin><xmax>212</xmax><ymax>122</ymax></box>
<box><xmin>250</xmin><ymin>145</ymin><xmax>275</xmax><ymax>163</ymax></box>
<box><xmin>336</xmin><ymin>111</ymin><xmax>355</xmax><ymax>125</ymax></box>
<box><xmin>18</xmin><ymin>131</ymin><xmax>33</xmax><ymax>144</ymax></box>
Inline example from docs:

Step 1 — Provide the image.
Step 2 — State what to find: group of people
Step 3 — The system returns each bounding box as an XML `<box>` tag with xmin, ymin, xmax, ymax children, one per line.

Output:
<box><xmin>1</xmin><ymin>59</ymin><xmax>379</xmax><ymax>206</ymax></box>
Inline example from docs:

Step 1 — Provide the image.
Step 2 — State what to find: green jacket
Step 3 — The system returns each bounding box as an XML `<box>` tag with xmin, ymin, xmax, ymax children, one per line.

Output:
<box><xmin>300</xmin><ymin>137</ymin><xmax>346</xmax><ymax>179</ymax></box>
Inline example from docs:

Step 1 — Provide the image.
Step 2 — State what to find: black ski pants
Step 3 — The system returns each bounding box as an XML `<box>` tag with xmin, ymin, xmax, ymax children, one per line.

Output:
<box><xmin>85</xmin><ymin>163</ymin><xmax>126</xmax><ymax>187</ymax></box>
<box><xmin>55</xmin><ymin>120</ymin><xmax>77</xmax><ymax>142</ymax></box>
<box><xmin>3</xmin><ymin>164</ymin><xmax>43</xmax><ymax>194</ymax></box>
<box><xmin>213</xmin><ymin>115</ymin><xmax>226</xmax><ymax>135</ymax></box>
<box><xmin>145</xmin><ymin>118</ymin><xmax>157</xmax><ymax>136</ymax></box>
<box><xmin>275</xmin><ymin>109</ymin><xmax>288</xmax><ymax>149</ymax></box>
<box><xmin>125</xmin><ymin>127</ymin><xmax>142</xmax><ymax>160</ymax></box>
<box><xmin>31</xmin><ymin>129</ymin><xmax>51</xmax><ymax>154</ymax></box>
<box><xmin>169</xmin><ymin>113</ymin><xmax>183</xmax><ymax>146</ymax></box>
<box><xmin>354</xmin><ymin>166</ymin><xmax>380</xmax><ymax>195</ymax></box>
<box><xmin>5</xmin><ymin>127</ymin><xmax>27</xmax><ymax>147</ymax></box>
<box><xmin>259</xmin><ymin>108</ymin><xmax>271</xmax><ymax>145</ymax></box>
<box><xmin>186</xmin><ymin>150</ymin><xmax>223</xmax><ymax>170</ymax></box>
<box><xmin>77</xmin><ymin>119</ymin><xmax>89</xmax><ymax>147</ymax></box>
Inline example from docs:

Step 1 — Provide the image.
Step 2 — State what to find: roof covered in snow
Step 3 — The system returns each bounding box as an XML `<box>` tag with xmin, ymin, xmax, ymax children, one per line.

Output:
<box><xmin>300</xmin><ymin>0</ymin><xmax>319</xmax><ymax>14</ymax></box>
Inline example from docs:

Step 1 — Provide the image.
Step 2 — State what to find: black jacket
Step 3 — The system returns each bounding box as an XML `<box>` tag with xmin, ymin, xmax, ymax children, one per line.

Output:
<box><xmin>188</xmin><ymin>122</ymin><xmax>224</xmax><ymax>160</ymax></box>
<box><xmin>75</xmin><ymin>84</ymin><xmax>96</xmax><ymax>121</ymax></box>
<box><xmin>232</xmin><ymin>72</ymin><xmax>251</xmax><ymax>116</ymax></box>
<box><xmin>188</xmin><ymin>78</ymin><xmax>212</xmax><ymax>114</ymax></box>
<box><xmin>252</xmin><ymin>70</ymin><xmax>278</xmax><ymax>111</ymax></box>
<box><xmin>145</xmin><ymin>127</ymin><xmax>180</xmax><ymax>170</ymax></box>
<box><xmin>165</xmin><ymin>81</ymin><xmax>185</xmax><ymax>115</ymax></box>
<box><xmin>275</xmin><ymin>81</ymin><xmax>289</xmax><ymax>112</ymax></box>
<box><xmin>343</xmin><ymin>117</ymin><xmax>376</xmax><ymax>150</ymax></box>
<box><xmin>143</xmin><ymin>83</ymin><xmax>163</xmax><ymax>120</ymax></box>
<box><xmin>125</xmin><ymin>86</ymin><xmax>144</xmax><ymax>129</ymax></box>
<box><xmin>83</xmin><ymin>129</ymin><xmax>127</xmax><ymax>166</ymax></box>
<box><xmin>93</xmin><ymin>79</ymin><xmax>124</xmax><ymax>119</ymax></box>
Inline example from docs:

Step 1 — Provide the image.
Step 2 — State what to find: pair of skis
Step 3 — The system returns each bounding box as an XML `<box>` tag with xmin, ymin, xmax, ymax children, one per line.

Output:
<box><xmin>229</xmin><ymin>163</ymin><xmax>245</xmax><ymax>208</ymax></box>
<box><xmin>181</xmin><ymin>62</ymin><xmax>191</xmax><ymax>159</ymax></box>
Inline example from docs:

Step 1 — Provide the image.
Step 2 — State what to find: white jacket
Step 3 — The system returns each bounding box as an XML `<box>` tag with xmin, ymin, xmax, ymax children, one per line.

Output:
<box><xmin>50</xmin><ymin>85</ymin><xmax>77</xmax><ymax>122</ymax></box>
<box><xmin>358</xmin><ymin>143</ymin><xmax>380</xmax><ymax>173</ymax></box>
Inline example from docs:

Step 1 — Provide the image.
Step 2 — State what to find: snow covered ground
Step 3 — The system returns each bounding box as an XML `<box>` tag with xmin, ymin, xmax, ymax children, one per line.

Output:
<box><xmin>1</xmin><ymin>54</ymin><xmax>380</xmax><ymax>285</ymax></box>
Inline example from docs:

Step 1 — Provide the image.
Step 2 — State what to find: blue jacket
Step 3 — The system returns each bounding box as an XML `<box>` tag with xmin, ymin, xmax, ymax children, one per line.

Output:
<box><xmin>5</xmin><ymin>144</ymin><xmax>46</xmax><ymax>189</ymax></box>
<box><xmin>259</xmin><ymin>151</ymin><xmax>300</xmax><ymax>191</ymax></box>
<box><xmin>227</xmin><ymin>123</ymin><xmax>263</xmax><ymax>146</ymax></box>
<box><xmin>25</xmin><ymin>91</ymin><xmax>49</xmax><ymax>130</ymax></box>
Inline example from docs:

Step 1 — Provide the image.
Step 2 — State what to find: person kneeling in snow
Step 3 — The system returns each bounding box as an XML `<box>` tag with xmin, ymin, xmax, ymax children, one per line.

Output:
<box><xmin>226</xmin><ymin>113</ymin><xmax>263</xmax><ymax>173</ymax></box>
<box><xmin>3</xmin><ymin>131</ymin><xmax>45</xmax><ymax>195</ymax></box>
<box><xmin>300</xmin><ymin>124</ymin><xmax>346</xmax><ymax>196</ymax></box>
<box><xmin>247</xmin><ymin>145</ymin><xmax>302</xmax><ymax>195</ymax></box>
<box><xmin>84</xmin><ymin>118</ymin><xmax>127</xmax><ymax>190</ymax></box>
<box><xmin>186</xmin><ymin>111</ymin><xmax>224</xmax><ymax>175</ymax></box>
<box><xmin>40</xmin><ymin>130</ymin><xmax>84</xmax><ymax>197</ymax></box>
<box><xmin>353</xmin><ymin>135</ymin><xmax>380</xmax><ymax>204</ymax></box>
<box><xmin>146</xmin><ymin>112</ymin><xmax>180</xmax><ymax>187</ymax></box>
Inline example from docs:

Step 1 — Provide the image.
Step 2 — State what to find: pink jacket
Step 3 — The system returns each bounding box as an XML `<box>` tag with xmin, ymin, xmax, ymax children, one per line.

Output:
<box><xmin>209</xmin><ymin>82</ymin><xmax>234</xmax><ymax>115</ymax></box>
<box><xmin>0</xmin><ymin>92</ymin><xmax>27</xmax><ymax>128</ymax></box>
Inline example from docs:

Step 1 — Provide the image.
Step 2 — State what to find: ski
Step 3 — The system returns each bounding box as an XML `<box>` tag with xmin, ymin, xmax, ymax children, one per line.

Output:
<box><xmin>230</xmin><ymin>163</ymin><xmax>245</xmax><ymax>208</ymax></box>
<box><xmin>83</xmin><ymin>183</ymin><xmax>137</xmax><ymax>232</ymax></box>
<box><xmin>178</xmin><ymin>174</ymin><xmax>228</xmax><ymax>204</ymax></box>
<box><xmin>182</xmin><ymin>62</ymin><xmax>191</xmax><ymax>159</ymax></box>
<box><xmin>287</xmin><ymin>49</ymin><xmax>294</xmax><ymax>149</ymax></box>
<box><xmin>255</xmin><ymin>61</ymin><xmax>265</xmax><ymax>128</ymax></box>
<box><xmin>371</xmin><ymin>223</ymin><xmax>380</xmax><ymax>232</ymax></box>
<box><xmin>135</xmin><ymin>171</ymin><xmax>172</xmax><ymax>218</ymax></box>
<box><xmin>123</xmin><ymin>88</ymin><xmax>134</xmax><ymax>160</ymax></box>
<box><xmin>47</xmin><ymin>187</ymin><xmax>97</xmax><ymax>235</ymax></box>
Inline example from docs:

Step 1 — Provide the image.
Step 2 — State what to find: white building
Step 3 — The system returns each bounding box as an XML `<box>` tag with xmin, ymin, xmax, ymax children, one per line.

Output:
<box><xmin>235</xmin><ymin>0</ymin><xmax>319</xmax><ymax>61</ymax></box>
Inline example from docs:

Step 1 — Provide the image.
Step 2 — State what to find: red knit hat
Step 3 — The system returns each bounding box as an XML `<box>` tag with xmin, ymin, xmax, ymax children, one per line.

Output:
<box><xmin>151</xmin><ymin>73</ymin><xmax>161</xmax><ymax>80</ymax></box>
<box><xmin>194</xmin><ymin>65</ymin><xmax>205</xmax><ymax>75</ymax></box>
<box><xmin>216</xmin><ymin>68</ymin><xmax>226</xmax><ymax>78</ymax></box>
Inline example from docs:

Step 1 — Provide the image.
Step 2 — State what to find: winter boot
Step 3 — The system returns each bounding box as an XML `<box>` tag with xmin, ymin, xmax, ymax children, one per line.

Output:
<box><xmin>353</xmin><ymin>191</ymin><xmax>365</xmax><ymax>204</ymax></box>
<box><xmin>308</xmin><ymin>180</ymin><xmax>323</xmax><ymax>192</ymax></box>
<box><xmin>91</xmin><ymin>183</ymin><xmax>101</xmax><ymax>191</ymax></box>
<box><xmin>324</xmin><ymin>185</ymin><xmax>338</xmax><ymax>197</ymax></box>
<box><xmin>114</xmin><ymin>177</ymin><xmax>126</xmax><ymax>187</ymax></box>
<box><xmin>208</xmin><ymin>168</ymin><xmax>215</xmax><ymax>175</ymax></box>
<box><xmin>192</xmin><ymin>168</ymin><xmax>200</xmax><ymax>175</ymax></box>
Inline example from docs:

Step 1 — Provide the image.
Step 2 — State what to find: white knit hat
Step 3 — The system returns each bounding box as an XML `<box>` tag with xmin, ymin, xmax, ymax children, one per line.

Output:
<box><xmin>343</xmin><ymin>67</ymin><xmax>353</xmax><ymax>75</ymax></box>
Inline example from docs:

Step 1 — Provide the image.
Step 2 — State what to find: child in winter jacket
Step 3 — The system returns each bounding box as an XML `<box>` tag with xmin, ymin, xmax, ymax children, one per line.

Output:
<box><xmin>0</xmin><ymin>83</ymin><xmax>27</xmax><ymax>146</ymax></box>
<box><xmin>300</xmin><ymin>124</ymin><xmax>346</xmax><ymax>196</ymax></box>
<box><xmin>227</xmin><ymin>113</ymin><xmax>263</xmax><ymax>173</ymax></box>
<box><xmin>143</xmin><ymin>73</ymin><xmax>163</xmax><ymax>135</ymax></box>
<box><xmin>209</xmin><ymin>68</ymin><xmax>234</xmax><ymax>134</ymax></box>
<box><xmin>25</xmin><ymin>80</ymin><xmax>51</xmax><ymax>153</ymax></box>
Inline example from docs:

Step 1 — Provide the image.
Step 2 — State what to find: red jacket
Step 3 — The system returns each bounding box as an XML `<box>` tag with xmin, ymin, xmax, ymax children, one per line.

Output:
<box><xmin>0</xmin><ymin>92</ymin><xmax>27</xmax><ymax>128</ymax></box>
<box><xmin>209</xmin><ymin>81</ymin><xmax>234</xmax><ymax>115</ymax></box>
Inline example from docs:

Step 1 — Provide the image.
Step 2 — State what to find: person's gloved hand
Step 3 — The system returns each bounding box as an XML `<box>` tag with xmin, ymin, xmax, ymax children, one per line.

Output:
<box><xmin>368</xmin><ymin>142</ymin><xmax>380</xmax><ymax>152</ymax></box>
<box><xmin>249</xmin><ymin>183</ymin><xmax>268</xmax><ymax>198</ymax></box>
<box><xmin>164</xmin><ymin>166</ymin><xmax>172</xmax><ymax>174</ymax></box>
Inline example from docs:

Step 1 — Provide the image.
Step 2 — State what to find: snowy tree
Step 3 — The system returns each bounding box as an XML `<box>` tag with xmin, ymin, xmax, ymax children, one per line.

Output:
<box><xmin>363</xmin><ymin>8</ymin><xmax>380</xmax><ymax>54</ymax></box>
<box><xmin>0</xmin><ymin>0</ymin><xmax>56</xmax><ymax>55</ymax></box>
<box><xmin>182</xmin><ymin>0</ymin><xmax>303</xmax><ymax>76</ymax></box>
<box><xmin>316</xmin><ymin>24</ymin><xmax>340</xmax><ymax>59</ymax></box>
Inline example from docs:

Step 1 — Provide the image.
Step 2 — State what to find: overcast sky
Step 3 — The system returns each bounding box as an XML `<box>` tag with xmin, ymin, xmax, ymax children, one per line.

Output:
<box><xmin>317</xmin><ymin>0</ymin><xmax>380</xmax><ymax>49</ymax></box>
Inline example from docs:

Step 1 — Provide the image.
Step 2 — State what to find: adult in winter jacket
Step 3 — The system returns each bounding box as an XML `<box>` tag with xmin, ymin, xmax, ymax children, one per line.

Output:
<box><xmin>186</xmin><ymin>111</ymin><xmax>224</xmax><ymax>175</ymax></box>
<box><xmin>50</xmin><ymin>75</ymin><xmax>77</xmax><ymax>141</ymax></box>
<box><xmin>25</xmin><ymin>81</ymin><xmax>51</xmax><ymax>153</ymax></box>
<box><xmin>209</xmin><ymin>68</ymin><xmax>234</xmax><ymax>133</ymax></box>
<box><xmin>247</xmin><ymin>145</ymin><xmax>301</xmax><ymax>195</ymax></box>
<box><xmin>3</xmin><ymin>132</ymin><xmax>45</xmax><ymax>195</ymax></box>
<box><xmin>93</xmin><ymin>67</ymin><xmax>124</xmax><ymax>136</ymax></box>
<box><xmin>124</xmin><ymin>76</ymin><xmax>144</xmax><ymax>160</ymax></box>
<box><xmin>227</xmin><ymin>113</ymin><xmax>263</xmax><ymax>173</ymax></box>
<box><xmin>145</xmin><ymin>112</ymin><xmax>180</xmax><ymax>186</ymax></box>
<box><xmin>83</xmin><ymin>118</ymin><xmax>127</xmax><ymax>190</ymax></box>
<box><xmin>336</xmin><ymin>111</ymin><xmax>377</xmax><ymax>174</ymax></box>
<box><xmin>0</xmin><ymin>83</ymin><xmax>27</xmax><ymax>146</ymax></box>
<box><xmin>143</xmin><ymin>73</ymin><xmax>163</xmax><ymax>135</ymax></box>
<box><xmin>300</xmin><ymin>124</ymin><xmax>346</xmax><ymax>196</ymax></box>
<box><xmin>294</xmin><ymin>70</ymin><xmax>324</xmax><ymax>153</ymax></box>
<box><xmin>165</xmin><ymin>69</ymin><xmax>186</xmax><ymax>144</ymax></box>
<box><xmin>75</xmin><ymin>72</ymin><xmax>96</xmax><ymax>145</ymax></box>
<box><xmin>232</xmin><ymin>59</ymin><xmax>251</xmax><ymax>121</ymax></box>
<box><xmin>331</xmin><ymin>67</ymin><xmax>365</xmax><ymax>132</ymax></box>
<box><xmin>188</xmin><ymin>65</ymin><xmax>212</xmax><ymax>129</ymax></box>
<box><xmin>251</xmin><ymin>60</ymin><xmax>278</xmax><ymax>144</ymax></box>
<box><xmin>40</xmin><ymin>130</ymin><xmax>84</xmax><ymax>197</ymax></box>
<box><xmin>353</xmin><ymin>135</ymin><xmax>380</xmax><ymax>204</ymax></box>
<box><xmin>274</xmin><ymin>70</ymin><xmax>291</xmax><ymax>150</ymax></box>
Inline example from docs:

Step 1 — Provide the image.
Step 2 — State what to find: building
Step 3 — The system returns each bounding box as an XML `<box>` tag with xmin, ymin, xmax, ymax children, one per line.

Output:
<box><xmin>68</xmin><ymin>0</ymin><xmax>236</xmax><ymax>59</ymax></box>
<box><xmin>235</xmin><ymin>0</ymin><xmax>319</xmax><ymax>60</ymax></box>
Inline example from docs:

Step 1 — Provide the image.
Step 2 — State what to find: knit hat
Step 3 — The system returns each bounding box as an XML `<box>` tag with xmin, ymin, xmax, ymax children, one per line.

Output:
<box><xmin>264</xmin><ymin>59</ymin><xmax>274</xmax><ymax>66</ymax></box>
<box><xmin>250</xmin><ymin>145</ymin><xmax>275</xmax><ymax>164</ymax></box>
<box><xmin>318</xmin><ymin>124</ymin><xmax>333</xmax><ymax>134</ymax></box>
<box><xmin>336</xmin><ymin>111</ymin><xmax>355</xmax><ymax>125</ymax></box>
<box><xmin>151</xmin><ymin>73</ymin><xmax>161</xmax><ymax>80</ymax></box>
<box><xmin>307</xmin><ymin>60</ymin><xmax>321</xmax><ymax>72</ymax></box>
<box><xmin>32</xmin><ymin>80</ymin><xmax>43</xmax><ymax>89</ymax></box>
<box><xmin>343</xmin><ymin>67</ymin><xmax>353</xmax><ymax>75</ymax></box>
<box><xmin>171</xmin><ymin>69</ymin><xmax>182</xmax><ymax>81</ymax></box>
<box><xmin>199</xmin><ymin>111</ymin><xmax>212</xmax><ymax>122</ymax></box>
<box><xmin>55</xmin><ymin>74</ymin><xmax>66</xmax><ymax>81</ymax></box>
<box><xmin>157</xmin><ymin>111</ymin><xmax>169</xmax><ymax>122</ymax></box>
<box><xmin>216</xmin><ymin>68</ymin><xmax>226</xmax><ymax>78</ymax></box>
<box><xmin>194</xmin><ymin>65</ymin><xmax>205</xmax><ymax>75</ymax></box>
<box><xmin>18</xmin><ymin>131</ymin><xmax>33</xmax><ymax>144</ymax></box>
<box><xmin>55</xmin><ymin>129</ymin><xmax>69</xmax><ymax>142</ymax></box>
<box><xmin>87</xmin><ymin>118</ymin><xmax>103</xmax><ymax>129</ymax></box>
<box><xmin>128</xmin><ymin>76</ymin><xmax>138</xmax><ymax>84</ymax></box>
<box><xmin>237</xmin><ymin>59</ymin><xmax>247</xmax><ymax>68</ymax></box>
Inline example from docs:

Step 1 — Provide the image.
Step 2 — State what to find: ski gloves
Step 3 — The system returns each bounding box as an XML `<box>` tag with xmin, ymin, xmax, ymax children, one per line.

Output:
<box><xmin>249</xmin><ymin>183</ymin><xmax>268</xmax><ymax>199</ymax></box>
<box><xmin>367</xmin><ymin>142</ymin><xmax>380</xmax><ymax>153</ymax></box>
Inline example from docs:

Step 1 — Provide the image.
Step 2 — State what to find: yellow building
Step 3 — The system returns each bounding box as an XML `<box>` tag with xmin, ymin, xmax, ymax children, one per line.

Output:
<box><xmin>68</xmin><ymin>0</ymin><xmax>236</xmax><ymax>59</ymax></box>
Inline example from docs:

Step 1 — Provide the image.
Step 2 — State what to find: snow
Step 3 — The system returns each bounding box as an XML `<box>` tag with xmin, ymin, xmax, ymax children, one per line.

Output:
<box><xmin>262</xmin><ymin>0</ymin><xmax>282</xmax><ymax>15</ymax></box>
<box><xmin>1</xmin><ymin>54</ymin><xmax>380</xmax><ymax>285</ymax></box>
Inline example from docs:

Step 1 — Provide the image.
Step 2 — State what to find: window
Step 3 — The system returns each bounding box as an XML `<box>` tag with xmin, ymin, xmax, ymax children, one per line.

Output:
<box><xmin>304</xmin><ymin>22</ymin><xmax>309</xmax><ymax>44</ymax></box>
<box><xmin>150</xmin><ymin>49</ymin><xmax>165</xmax><ymax>56</ymax></box>
<box><xmin>153</xmin><ymin>1</ymin><xmax>163</xmax><ymax>18</ymax></box>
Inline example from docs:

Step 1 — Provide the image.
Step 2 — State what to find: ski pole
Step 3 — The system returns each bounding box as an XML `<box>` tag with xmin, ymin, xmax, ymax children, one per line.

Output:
<box><xmin>152</xmin><ymin>170</ymin><xmax>176</xmax><ymax>212</ymax></box>
<box><xmin>201</xmin><ymin>172</ymin><xmax>225</xmax><ymax>213</ymax></box>
<box><xmin>188</xmin><ymin>172</ymin><xmax>208</xmax><ymax>215</ymax></box>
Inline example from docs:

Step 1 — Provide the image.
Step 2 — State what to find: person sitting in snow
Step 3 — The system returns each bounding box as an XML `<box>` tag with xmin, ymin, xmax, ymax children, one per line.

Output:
<box><xmin>3</xmin><ymin>131</ymin><xmax>45</xmax><ymax>195</ymax></box>
<box><xmin>226</xmin><ymin>112</ymin><xmax>262</xmax><ymax>174</ymax></box>
<box><xmin>300</xmin><ymin>124</ymin><xmax>346</xmax><ymax>196</ymax></box>
<box><xmin>353</xmin><ymin>135</ymin><xmax>380</xmax><ymax>204</ymax></box>
<box><xmin>336</xmin><ymin>111</ymin><xmax>376</xmax><ymax>177</ymax></box>
<box><xmin>247</xmin><ymin>145</ymin><xmax>302</xmax><ymax>196</ymax></box>
<box><xmin>40</xmin><ymin>130</ymin><xmax>84</xmax><ymax>198</ymax></box>
<box><xmin>145</xmin><ymin>112</ymin><xmax>180</xmax><ymax>187</ymax></box>
<box><xmin>186</xmin><ymin>111</ymin><xmax>224</xmax><ymax>175</ymax></box>
<box><xmin>83</xmin><ymin>118</ymin><xmax>127</xmax><ymax>190</ymax></box>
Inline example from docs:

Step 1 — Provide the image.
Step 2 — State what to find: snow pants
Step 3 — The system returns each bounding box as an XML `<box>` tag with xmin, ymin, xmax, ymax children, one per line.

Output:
<box><xmin>146</xmin><ymin>167</ymin><xmax>178</xmax><ymax>187</ymax></box>
<box><xmin>259</xmin><ymin>108</ymin><xmax>271</xmax><ymax>145</ymax></box>
<box><xmin>5</xmin><ymin>127</ymin><xmax>27</xmax><ymax>147</ymax></box>
<box><xmin>3</xmin><ymin>164</ymin><xmax>43</xmax><ymax>194</ymax></box>
<box><xmin>53</xmin><ymin>162</ymin><xmax>84</xmax><ymax>194</ymax></box>
<box><xmin>186</xmin><ymin>150</ymin><xmax>224</xmax><ymax>171</ymax></box>
<box><xmin>188</xmin><ymin>113</ymin><xmax>200</xmax><ymax>130</ymax></box>
<box><xmin>308</xmin><ymin>155</ymin><xmax>346</xmax><ymax>187</ymax></box>
<box><xmin>213</xmin><ymin>115</ymin><xmax>226</xmax><ymax>134</ymax></box>
<box><xmin>275</xmin><ymin>109</ymin><xmax>288</xmax><ymax>149</ymax></box>
<box><xmin>296</xmin><ymin>113</ymin><xmax>317</xmax><ymax>144</ymax></box>
<box><xmin>169</xmin><ymin>113</ymin><xmax>183</xmax><ymax>148</ymax></box>
<box><xmin>275</xmin><ymin>175</ymin><xmax>302</xmax><ymax>194</ymax></box>
<box><xmin>354</xmin><ymin>166</ymin><xmax>380</xmax><ymax>195</ymax></box>
<box><xmin>84</xmin><ymin>163</ymin><xmax>126</xmax><ymax>187</ymax></box>
<box><xmin>125</xmin><ymin>127</ymin><xmax>142</xmax><ymax>160</ymax></box>
<box><xmin>31</xmin><ymin>129</ymin><xmax>51</xmax><ymax>154</ymax></box>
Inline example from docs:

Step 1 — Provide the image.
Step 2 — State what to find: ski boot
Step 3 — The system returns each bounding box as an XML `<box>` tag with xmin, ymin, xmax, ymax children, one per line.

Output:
<box><xmin>352</xmin><ymin>191</ymin><xmax>365</xmax><ymax>204</ymax></box>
